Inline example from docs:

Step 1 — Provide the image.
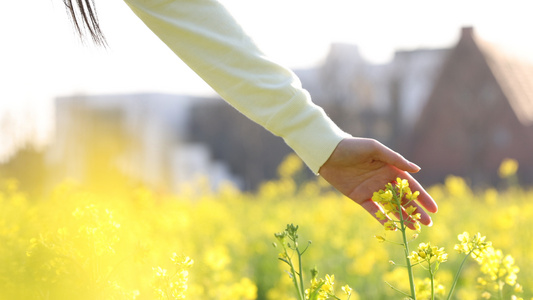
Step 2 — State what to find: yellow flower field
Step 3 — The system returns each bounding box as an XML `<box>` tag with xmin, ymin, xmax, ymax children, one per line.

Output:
<box><xmin>0</xmin><ymin>156</ymin><xmax>532</xmax><ymax>299</ymax></box>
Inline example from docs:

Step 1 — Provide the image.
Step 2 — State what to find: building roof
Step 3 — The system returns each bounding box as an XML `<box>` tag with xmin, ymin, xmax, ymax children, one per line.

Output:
<box><xmin>471</xmin><ymin>28</ymin><xmax>533</xmax><ymax>126</ymax></box>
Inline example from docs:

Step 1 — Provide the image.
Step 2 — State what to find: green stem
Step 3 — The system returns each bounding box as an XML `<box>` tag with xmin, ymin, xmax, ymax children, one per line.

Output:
<box><xmin>401</xmin><ymin>222</ymin><xmax>416</xmax><ymax>299</ymax></box>
<box><xmin>429</xmin><ymin>262</ymin><xmax>435</xmax><ymax>300</ymax></box>
<box><xmin>497</xmin><ymin>272</ymin><xmax>504</xmax><ymax>300</ymax></box>
<box><xmin>395</xmin><ymin>191</ymin><xmax>416</xmax><ymax>300</ymax></box>
<box><xmin>296</xmin><ymin>247</ymin><xmax>305</xmax><ymax>299</ymax></box>
<box><xmin>446</xmin><ymin>250</ymin><xmax>473</xmax><ymax>300</ymax></box>
<box><xmin>285</xmin><ymin>247</ymin><xmax>305</xmax><ymax>300</ymax></box>
<box><xmin>385</xmin><ymin>281</ymin><xmax>413</xmax><ymax>298</ymax></box>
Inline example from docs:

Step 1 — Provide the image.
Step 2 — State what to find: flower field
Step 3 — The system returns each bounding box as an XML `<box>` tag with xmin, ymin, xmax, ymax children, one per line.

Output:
<box><xmin>1</xmin><ymin>156</ymin><xmax>532</xmax><ymax>299</ymax></box>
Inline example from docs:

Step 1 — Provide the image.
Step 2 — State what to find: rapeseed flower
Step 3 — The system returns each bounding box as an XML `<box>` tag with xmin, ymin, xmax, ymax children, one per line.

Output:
<box><xmin>152</xmin><ymin>253</ymin><xmax>193</xmax><ymax>300</ymax></box>
<box><xmin>454</xmin><ymin>232</ymin><xmax>492</xmax><ymax>263</ymax></box>
<box><xmin>408</xmin><ymin>242</ymin><xmax>448</xmax><ymax>265</ymax></box>
<box><xmin>372</xmin><ymin>177</ymin><xmax>421</xmax><ymax>231</ymax></box>
<box><xmin>454</xmin><ymin>232</ymin><xmax>523</xmax><ymax>299</ymax></box>
<box><xmin>2</xmin><ymin>166</ymin><xmax>532</xmax><ymax>299</ymax></box>
<box><xmin>499</xmin><ymin>158</ymin><xmax>519</xmax><ymax>179</ymax></box>
<box><xmin>305</xmin><ymin>274</ymin><xmax>335</xmax><ymax>300</ymax></box>
<box><xmin>415</xmin><ymin>277</ymin><xmax>445</xmax><ymax>299</ymax></box>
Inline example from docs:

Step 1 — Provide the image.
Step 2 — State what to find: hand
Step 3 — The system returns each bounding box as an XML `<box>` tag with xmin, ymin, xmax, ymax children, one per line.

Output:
<box><xmin>318</xmin><ymin>137</ymin><xmax>438</xmax><ymax>227</ymax></box>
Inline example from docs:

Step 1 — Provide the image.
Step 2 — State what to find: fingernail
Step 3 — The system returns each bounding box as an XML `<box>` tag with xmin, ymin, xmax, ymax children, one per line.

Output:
<box><xmin>409</xmin><ymin>162</ymin><xmax>421</xmax><ymax>171</ymax></box>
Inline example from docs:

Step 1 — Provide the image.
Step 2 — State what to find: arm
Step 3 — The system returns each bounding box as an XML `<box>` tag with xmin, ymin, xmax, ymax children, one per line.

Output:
<box><xmin>123</xmin><ymin>0</ymin><xmax>351</xmax><ymax>173</ymax></box>
<box><xmin>123</xmin><ymin>0</ymin><xmax>437</xmax><ymax>225</ymax></box>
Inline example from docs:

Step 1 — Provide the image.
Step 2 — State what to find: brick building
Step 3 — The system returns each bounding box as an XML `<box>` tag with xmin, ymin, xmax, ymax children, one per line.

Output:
<box><xmin>406</xmin><ymin>27</ymin><xmax>533</xmax><ymax>185</ymax></box>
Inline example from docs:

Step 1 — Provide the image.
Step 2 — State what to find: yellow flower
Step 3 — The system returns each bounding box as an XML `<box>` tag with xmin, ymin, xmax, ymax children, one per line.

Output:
<box><xmin>499</xmin><ymin>158</ymin><xmax>518</xmax><ymax>178</ymax></box>
<box><xmin>305</xmin><ymin>274</ymin><xmax>336</xmax><ymax>300</ymax></box>
<box><xmin>383</xmin><ymin>220</ymin><xmax>397</xmax><ymax>231</ymax></box>
<box><xmin>375</xmin><ymin>210</ymin><xmax>388</xmax><ymax>221</ymax></box>
<box><xmin>405</xmin><ymin>206</ymin><xmax>417</xmax><ymax>215</ymax></box>
<box><xmin>371</xmin><ymin>178</ymin><xmax>422</xmax><ymax>230</ymax></box>
<box><xmin>415</xmin><ymin>277</ymin><xmax>446</xmax><ymax>299</ymax></box>
<box><xmin>374</xmin><ymin>235</ymin><xmax>386</xmax><ymax>242</ymax></box>
<box><xmin>514</xmin><ymin>283</ymin><xmax>523</xmax><ymax>293</ymax></box>
<box><xmin>372</xmin><ymin>190</ymin><xmax>393</xmax><ymax>203</ymax></box>
<box><xmin>409</xmin><ymin>242</ymin><xmax>448</xmax><ymax>265</ymax></box>
<box><xmin>406</xmin><ymin>190</ymin><xmax>420</xmax><ymax>201</ymax></box>
<box><xmin>171</xmin><ymin>253</ymin><xmax>194</xmax><ymax>268</ymax></box>
<box><xmin>341</xmin><ymin>284</ymin><xmax>353</xmax><ymax>295</ymax></box>
<box><xmin>454</xmin><ymin>232</ymin><xmax>491</xmax><ymax>257</ymax></box>
<box><xmin>408</xmin><ymin>251</ymin><xmax>422</xmax><ymax>264</ymax></box>
<box><xmin>152</xmin><ymin>253</ymin><xmax>193</xmax><ymax>300</ymax></box>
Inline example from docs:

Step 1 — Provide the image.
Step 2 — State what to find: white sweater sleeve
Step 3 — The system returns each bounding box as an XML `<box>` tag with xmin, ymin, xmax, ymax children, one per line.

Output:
<box><xmin>123</xmin><ymin>0</ymin><xmax>351</xmax><ymax>173</ymax></box>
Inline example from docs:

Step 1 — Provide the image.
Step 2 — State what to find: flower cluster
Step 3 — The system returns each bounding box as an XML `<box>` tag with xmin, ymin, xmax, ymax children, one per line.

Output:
<box><xmin>408</xmin><ymin>242</ymin><xmax>448</xmax><ymax>265</ymax></box>
<box><xmin>274</xmin><ymin>225</ymin><xmax>353</xmax><ymax>300</ymax></box>
<box><xmin>3</xmin><ymin>154</ymin><xmax>533</xmax><ymax>300</ymax></box>
<box><xmin>415</xmin><ymin>277</ymin><xmax>446</xmax><ymax>299</ymax></box>
<box><xmin>455</xmin><ymin>232</ymin><xmax>522</xmax><ymax>299</ymax></box>
<box><xmin>152</xmin><ymin>253</ymin><xmax>194</xmax><ymax>300</ymax></box>
<box><xmin>304</xmin><ymin>271</ymin><xmax>353</xmax><ymax>300</ymax></box>
<box><xmin>305</xmin><ymin>273</ymin><xmax>335</xmax><ymax>300</ymax></box>
<box><xmin>72</xmin><ymin>204</ymin><xmax>122</xmax><ymax>256</ymax></box>
<box><xmin>477</xmin><ymin>247</ymin><xmax>522</xmax><ymax>299</ymax></box>
<box><xmin>454</xmin><ymin>232</ymin><xmax>492</xmax><ymax>262</ymax></box>
<box><xmin>372</xmin><ymin>178</ymin><xmax>421</xmax><ymax>231</ymax></box>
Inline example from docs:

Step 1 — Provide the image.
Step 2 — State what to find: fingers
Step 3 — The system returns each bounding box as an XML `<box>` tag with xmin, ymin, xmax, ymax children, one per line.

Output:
<box><xmin>361</xmin><ymin>198</ymin><xmax>428</xmax><ymax>230</ymax></box>
<box><xmin>384</xmin><ymin>199</ymin><xmax>431</xmax><ymax>229</ymax></box>
<box><xmin>361</xmin><ymin>171</ymin><xmax>436</xmax><ymax>229</ymax></box>
<box><xmin>329</xmin><ymin>138</ymin><xmax>437</xmax><ymax>230</ymax></box>
<box><xmin>360</xmin><ymin>199</ymin><xmax>390</xmax><ymax>226</ymax></box>
<box><xmin>401</xmin><ymin>200</ymin><xmax>433</xmax><ymax>227</ymax></box>
<box><xmin>373</xmin><ymin>141</ymin><xmax>420</xmax><ymax>173</ymax></box>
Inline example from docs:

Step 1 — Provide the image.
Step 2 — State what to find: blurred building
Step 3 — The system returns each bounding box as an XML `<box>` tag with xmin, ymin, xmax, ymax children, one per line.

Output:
<box><xmin>186</xmin><ymin>43</ymin><xmax>451</xmax><ymax>189</ymax></box>
<box><xmin>0</xmin><ymin>99</ymin><xmax>53</xmax><ymax>163</ymax></box>
<box><xmin>314</xmin><ymin>43</ymin><xmax>448</xmax><ymax>148</ymax></box>
<box><xmin>47</xmin><ymin>93</ymin><xmax>241</xmax><ymax>192</ymax></box>
<box><xmin>406</xmin><ymin>27</ymin><xmax>533</xmax><ymax>185</ymax></box>
<box><xmin>3</xmin><ymin>27</ymin><xmax>532</xmax><ymax>192</ymax></box>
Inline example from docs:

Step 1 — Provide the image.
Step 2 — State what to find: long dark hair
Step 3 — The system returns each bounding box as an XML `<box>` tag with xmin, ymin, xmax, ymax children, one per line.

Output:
<box><xmin>63</xmin><ymin>0</ymin><xmax>107</xmax><ymax>46</ymax></box>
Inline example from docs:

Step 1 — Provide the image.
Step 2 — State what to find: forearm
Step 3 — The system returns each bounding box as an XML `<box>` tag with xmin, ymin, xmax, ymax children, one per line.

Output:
<box><xmin>123</xmin><ymin>0</ymin><xmax>351</xmax><ymax>172</ymax></box>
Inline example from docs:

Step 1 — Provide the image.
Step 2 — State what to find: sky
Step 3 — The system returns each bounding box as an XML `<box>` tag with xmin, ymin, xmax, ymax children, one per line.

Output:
<box><xmin>1</xmin><ymin>0</ymin><xmax>533</xmax><ymax>158</ymax></box>
<box><xmin>2</xmin><ymin>0</ymin><xmax>533</xmax><ymax>97</ymax></box>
